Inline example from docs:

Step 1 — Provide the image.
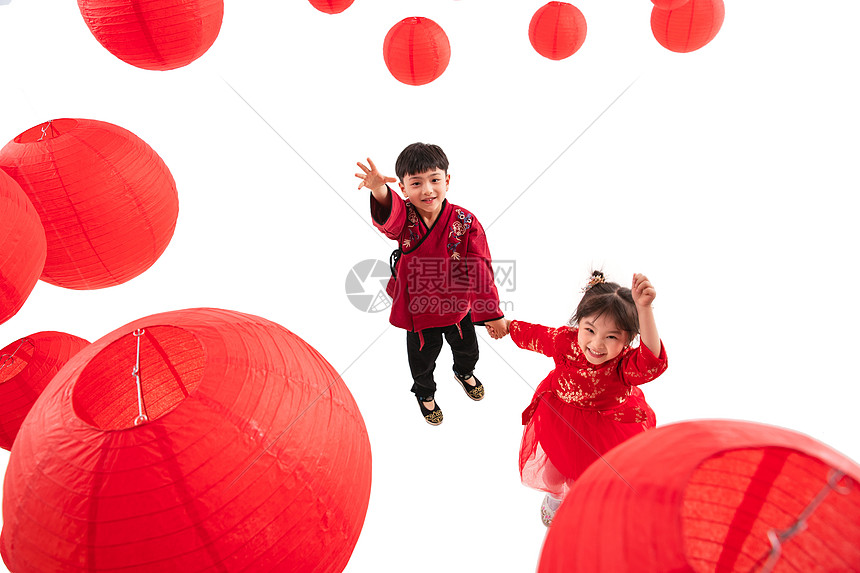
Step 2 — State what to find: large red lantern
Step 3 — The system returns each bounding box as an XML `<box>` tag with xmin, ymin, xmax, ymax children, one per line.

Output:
<box><xmin>309</xmin><ymin>0</ymin><xmax>354</xmax><ymax>14</ymax></box>
<box><xmin>0</xmin><ymin>331</ymin><xmax>90</xmax><ymax>450</ymax></box>
<box><xmin>651</xmin><ymin>0</ymin><xmax>725</xmax><ymax>53</ymax></box>
<box><xmin>529</xmin><ymin>2</ymin><xmax>587</xmax><ymax>60</ymax></box>
<box><xmin>0</xmin><ymin>170</ymin><xmax>45</xmax><ymax>325</ymax></box>
<box><xmin>538</xmin><ymin>420</ymin><xmax>860</xmax><ymax>572</ymax></box>
<box><xmin>1</xmin><ymin>308</ymin><xmax>372</xmax><ymax>573</ymax></box>
<box><xmin>77</xmin><ymin>0</ymin><xmax>224</xmax><ymax>71</ymax></box>
<box><xmin>383</xmin><ymin>17</ymin><xmax>451</xmax><ymax>86</ymax></box>
<box><xmin>0</xmin><ymin>118</ymin><xmax>179</xmax><ymax>290</ymax></box>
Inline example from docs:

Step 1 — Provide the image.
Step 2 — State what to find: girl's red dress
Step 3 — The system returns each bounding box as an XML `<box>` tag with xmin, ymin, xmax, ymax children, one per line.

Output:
<box><xmin>509</xmin><ymin>320</ymin><xmax>668</xmax><ymax>495</ymax></box>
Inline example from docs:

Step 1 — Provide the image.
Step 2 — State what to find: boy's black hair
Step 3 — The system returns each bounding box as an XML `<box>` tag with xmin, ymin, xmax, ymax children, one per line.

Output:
<box><xmin>395</xmin><ymin>142</ymin><xmax>449</xmax><ymax>181</ymax></box>
<box><xmin>569</xmin><ymin>271</ymin><xmax>639</xmax><ymax>344</ymax></box>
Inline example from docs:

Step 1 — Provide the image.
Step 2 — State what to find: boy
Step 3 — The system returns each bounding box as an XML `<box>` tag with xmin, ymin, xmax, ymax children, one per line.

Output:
<box><xmin>355</xmin><ymin>143</ymin><xmax>506</xmax><ymax>425</ymax></box>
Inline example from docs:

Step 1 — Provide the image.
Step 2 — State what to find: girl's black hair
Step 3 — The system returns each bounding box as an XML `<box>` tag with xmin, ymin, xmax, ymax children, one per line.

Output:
<box><xmin>570</xmin><ymin>271</ymin><xmax>639</xmax><ymax>343</ymax></box>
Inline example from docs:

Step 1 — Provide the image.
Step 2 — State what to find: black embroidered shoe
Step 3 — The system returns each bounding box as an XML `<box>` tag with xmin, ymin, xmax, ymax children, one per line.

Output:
<box><xmin>453</xmin><ymin>369</ymin><xmax>484</xmax><ymax>401</ymax></box>
<box><xmin>416</xmin><ymin>395</ymin><xmax>443</xmax><ymax>426</ymax></box>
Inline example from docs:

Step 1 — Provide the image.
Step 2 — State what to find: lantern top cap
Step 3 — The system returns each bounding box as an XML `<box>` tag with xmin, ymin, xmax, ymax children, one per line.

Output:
<box><xmin>72</xmin><ymin>324</ymin><xmax>204</xmax><ymax>431</ymax></box>
<box><xmin>15</xmin><ymin>119</ymin><xmax>79</xmax><ymax>144</ymax></box>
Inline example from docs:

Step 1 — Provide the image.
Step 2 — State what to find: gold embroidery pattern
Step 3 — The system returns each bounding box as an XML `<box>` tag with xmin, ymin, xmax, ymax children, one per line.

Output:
<box><xmin>607</xmin><ymin>406</ymin><xmax>647</xmax><ymax>423</ymax></box>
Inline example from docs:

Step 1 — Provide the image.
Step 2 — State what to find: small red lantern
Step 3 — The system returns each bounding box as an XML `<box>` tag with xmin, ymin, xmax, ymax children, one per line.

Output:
<box><xmin>652</xmin><ymin>0</ymin><xmax>690</xmax><ymax>9</ymax></box>
<box><xmin>538</xmin><ymin>420</ymin><xmax>860</xmax><ymax>572</ymax></box>
<box><xmin>651</xmin><ymin>0</ymin><xmax>725</xmax><ymax>53</ymax></box>
<box><xmin>0</xmin><ymin>170</ymin><xmax>45</xmax><ymax>325</ymax></box>
<box><xmin>383</xmin><ymin>17</ymin><xmax>451</xmax><ymax>86</ymax></box>
<box><xmin>309</xmin><ymin>0</ymin><xmax>354</xmax><ymax>14</ymax></box>
<box><xmin>0</xmin><ymin>118</ymin><xmax>179</xmax><ymax>290</ymax></box>
<box><xmin>0</xmin><ymin>331</ymin><xmax>89</xmax><ymax>450</ymax></box>
<box><xmin>1</xmin><ymin>308</ymin><xmax>372</xmax><ymax>573</ymax></box>
<box><xmin>529</xmin><ymin>2</ymin><xmax>587</xmax><ymax>60</ymax></box>
<box><xmin>77</xmin><ymin>0</ymin><xmax>224</xmax><ymax>71</ymax></box>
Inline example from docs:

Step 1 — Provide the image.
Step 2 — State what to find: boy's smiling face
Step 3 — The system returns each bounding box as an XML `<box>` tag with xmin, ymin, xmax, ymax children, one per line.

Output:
<box><xmin>399</xmin><ymin>168</ymin><xmax>449</xmax><ymax>224</ymax></box>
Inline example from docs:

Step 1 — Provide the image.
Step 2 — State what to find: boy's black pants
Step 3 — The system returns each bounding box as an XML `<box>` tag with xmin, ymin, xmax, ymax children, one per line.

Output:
<box><xmin>406</xmin><ymin>313</ymin><xmax>479</xmax><ymax>398</ymax></box>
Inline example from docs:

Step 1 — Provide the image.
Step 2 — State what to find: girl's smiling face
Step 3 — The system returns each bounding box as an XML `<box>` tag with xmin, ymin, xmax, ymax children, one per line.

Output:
<box><xmin>577</xmin><ymin>313</ymin><xmax>630</xmax><ymax>365</ymax></box>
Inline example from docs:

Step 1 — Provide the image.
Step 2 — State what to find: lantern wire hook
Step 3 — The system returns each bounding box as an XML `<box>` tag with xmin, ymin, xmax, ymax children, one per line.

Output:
<box><xmin>37</xmin><ymin>121</ymin><xmax>54</xmax><ymax>142</ymax></box>
<box><xmin>0</xmin><ymin>337</ymin><xmax>34</xmax><ymax>373</ymax></box>
<box><xmin>758</xmin><ymin>469</ymin><xmax>851</xmax><ymax>572</ymax></box>
<box><xmin>131</xmin><ymin>328</ymin><xmax>149</xmax><ymax>426</ymax></box>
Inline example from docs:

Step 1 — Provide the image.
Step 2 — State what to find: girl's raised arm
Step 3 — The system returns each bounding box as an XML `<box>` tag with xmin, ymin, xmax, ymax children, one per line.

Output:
<box><xmin>632</xmin><ymin>273</ymin><xmax>661</xmax><ymax>357</ymax></box>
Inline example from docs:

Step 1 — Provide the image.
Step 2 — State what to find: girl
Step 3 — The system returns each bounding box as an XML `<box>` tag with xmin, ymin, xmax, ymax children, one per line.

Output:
<box><xmin>501</xmin><ymin>271</ymin><xmax>668</xmax><ymax>526</ymax></box>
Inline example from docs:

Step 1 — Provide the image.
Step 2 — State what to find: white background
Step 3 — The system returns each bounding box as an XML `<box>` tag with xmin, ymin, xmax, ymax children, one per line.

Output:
<box><xmin>1</xmin><ymin>1</ymin><xmax>859</xmax><ymax>571</ymax></box>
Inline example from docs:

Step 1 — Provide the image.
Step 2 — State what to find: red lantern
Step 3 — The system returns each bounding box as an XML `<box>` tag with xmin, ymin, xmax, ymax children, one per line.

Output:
<box><xmin>1</xmin><ymin>308</ymin><xmax>372</xmax><ymax>573</ymax></box>
<box><xmin>0</xmin><ymin>331</ymin><xmax>89</xmax><ymax>450</ymax></box>
<box><xmin>652</xmin><ymin>0</ymin><xmax>690</xmax><ymax>9</ymax></box>
<box><xmin>538</xmin><ymin>420</ymin><xmax>860</xmax><ymax>572</ymax></box>
<box><xmin>309</xmin><ymin>0</ymin><xmax>354</xmax><ymax>14</ymax></box>
<box><xmin>651</xmin><ymin>0</ymin><xmax>725</xmax><ymax>53</ymax></box>
<box><xmin>383</xmin><ymin>17</ymin><xmax>451</xmax><ymax>86</ymax></box>
<box><xmin>529</xmin><ymin>2</ymin><xmax>587</xmax><ymax>60</ymax></box>
<box><xmin>0</xmin><ymin>170</ymin><xmax>45</xmax><ymax>325</ymax></box>
<box><xmin>78</xmin><ymin>0</ymin><xmax>224</xmax><ymax>71</ymax></box>
<box><xmin>0</xmin><ymin>119</ymin><xmax>179</xmax><ymax>290</ymax></box>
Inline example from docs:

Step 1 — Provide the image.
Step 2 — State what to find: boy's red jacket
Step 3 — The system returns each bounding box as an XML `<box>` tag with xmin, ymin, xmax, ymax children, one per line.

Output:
<box><xmin>371</xmin><ymin>189</ymin><xmax>503</xmax><ymax>333</ymax></box>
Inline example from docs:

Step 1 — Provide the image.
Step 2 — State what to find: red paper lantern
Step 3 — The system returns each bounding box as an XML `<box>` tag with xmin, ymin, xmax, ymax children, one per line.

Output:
<box><xmin>0</xmin><ymin>118</ymin><xmax>179</xmax><ymax>290</ymax></box>
<box><xmin>0</xmin><ymin>171</ymin><xmax>45</xmax><ymax>325</ymax></box>
<box><xmin>1</xmin><ymin>308</ymin><xmax>372</xmax><ymax>573</ymax></box>
<box><xmin>529</xmin><ymin>2</ymin><xmax>587</xmax><ymax>60</ymax></box>
<box><xmin>652</xmin><ymin>0</ymin><xmax>691</xmax><ymax>9</ymax></box>
<box><xmin>383</xmin><ymin>17</ymin><xmax>451</xmax><ymax>86</ymax></box>
<box><xmin>309</xmin><ymin>0</ymin><xmax>354</xmax><ymax>14</ymax></box>
<box><xmin>0</xmin><ymin>331</ymin><xmax>89</xmax><ymax>450</ymax></box>
<box><xmin>651</xmin><ymin>0</ymin><xmax>725</xmax><ymax>53</ymax></box>
<box><xmin>538</xmin><ymin>420</ymin><xmax>860</xmax><ymax>572</ymax></box>
<box><xmin>77</xmin><ymin>0</ymin><xmax>224</xmax><ymax>71</ymax></box>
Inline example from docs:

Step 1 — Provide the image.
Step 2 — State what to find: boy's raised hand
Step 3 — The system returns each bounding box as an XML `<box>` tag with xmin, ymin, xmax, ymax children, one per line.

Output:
<box><xmin>631</xmin><ymin>273</ymin><xmax>656</xmax><ymax>308</ymax></box>
<box><xmin>355</xmin><ymin>158</ymin><xmax>396</xmax><ymax>192</ymax></box>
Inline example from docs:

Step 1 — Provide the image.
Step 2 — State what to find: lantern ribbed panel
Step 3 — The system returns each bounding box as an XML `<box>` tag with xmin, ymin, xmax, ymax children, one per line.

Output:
<box><xmin>383</xmin><ymin>17</ymin><xmax>450</xmax><ymax>86</ymax></box>
<box><xmin>0</xmin><ymin>118</ymin><xmax>179</xmax><ymax>290</ymax></box>
<box><xmin>538</xmin><ymin>420</ymin><xmax>860</xmax><ymax>572</ymax></box>
<box><xmin>528</xmin><ymin>2</ymin><xmax>587</xmax><ymax>61</ymax></box>
<box><xmin>682</xmin><ymin>448</ymin><xmax>860</xmax><ymax>571</ymax></box>
<box><xmin>1</xmin><ymin>308</ymin><xmax>372</xmax><ymax>573</ymax></box>
<box><xmin>651</xmin><ymin>0</ymin><xmax>725</xmax><ymax>53</ymax></box>
<box><xmin>0</xmin><ymin>170</ymin><xmax>46</xmax><ymax>325</ymax></box>
<box><xmin>308</xmin><ymin>0</ymin><xmax>354</xmax><ymax>14</ymax></box>
<box><xmin>77</xmin><ymin>0</ymin><xmax>224</xmax><ymax>71</ymax></box>
<box><xmin>0</xmin><ymin>331</ymin><xmax>90</xmax><ymax>450</ymax></box>
<box><xmin>652</xmin><ymin>0</ymin><xmax>691</xmax><ymax>9</ymax></box>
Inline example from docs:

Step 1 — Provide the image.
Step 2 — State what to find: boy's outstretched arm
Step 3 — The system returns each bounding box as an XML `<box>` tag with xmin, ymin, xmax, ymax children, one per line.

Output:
<box><xmin>356</xmin><ymin>158</ymin><xmax>396</xmax><ymax>208</ymax></box>
<box><xmin>632</xmin><ymin>273</ymin><xmax>661</xmax><ymax>356</ymax></box>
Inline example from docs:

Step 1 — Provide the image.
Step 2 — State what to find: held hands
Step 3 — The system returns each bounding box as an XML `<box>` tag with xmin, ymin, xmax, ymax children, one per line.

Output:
<box><xmin>355</xmin><ymin>158</ymin><xmax>396</xmax><ymax>193</ymax></box>
<box><xmin>631</xmin><ymin>273</ymin><xmax>656</xmax><ymax>308</ymax></box>
<box><xmin>485</xmin><ymin>318</ymin><xmax>510</xmax><ymax>340</ymax></box>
